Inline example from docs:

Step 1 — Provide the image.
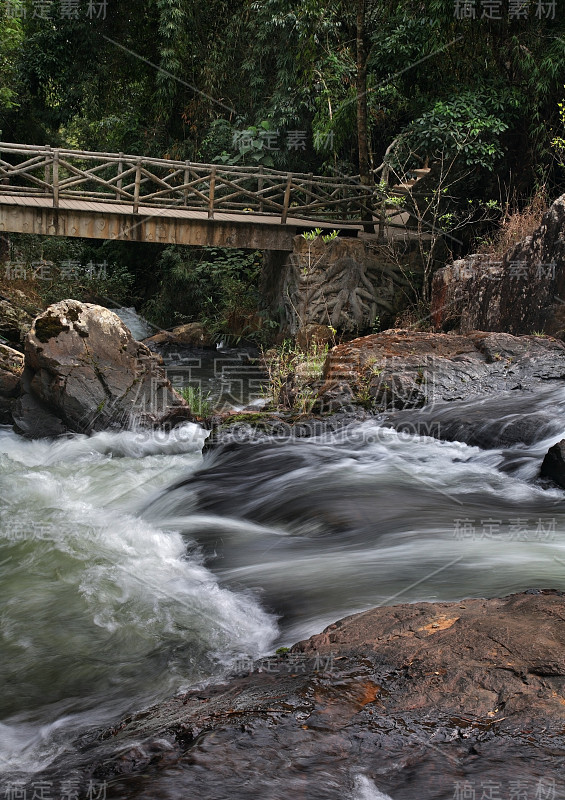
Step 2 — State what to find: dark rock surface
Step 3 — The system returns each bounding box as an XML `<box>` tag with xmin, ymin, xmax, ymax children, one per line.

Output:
<box><xmin>319</xmin><ymin>329</ymin><xmax>565</xmax><ymax>411</ymax></box>
<box><xmin>430</xmin><ymin>193</ymin><xmax>565</xmax><ymax>337</ymax></box>
<box><xmin>541</xmin><ymin>439</ymin><xmax>565</xmax><ymax>489</ymax></box>
<box><xmin>13</xmin><ymin>300</ymin><xmax>192</xmax><ymax>436</ymax></box>
<box><xmin>59</xmin><ymin>591</ymin><xmax>564</xmax><ymax>799</ymax></box>
<box><xmin>384</xmin><ymin>382</ymin><xmax>565</xmax><ymax>451</ymax></box>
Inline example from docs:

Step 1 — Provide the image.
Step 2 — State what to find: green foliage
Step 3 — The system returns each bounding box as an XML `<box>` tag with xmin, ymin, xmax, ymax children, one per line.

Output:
<box><xmin>552</xmin><ymin>91</ymin><xmax>565</xmax><ymax>166</ymax></box>
<box><xmin>201</xmin><ymin>119</ymin><xmax>278</xmax><ymax>167</ymax></box>
<box><xmin>301</xmin><ymin>228</ymin><xmax>339</xmax><ymax>243</ymax></box>
<box><xmin>395</xmin><ymin>92</ymin><xmax>510</xmax><ymax>171</ymax></box>
<box><xmin>302</xmin><ymin>228</ymin><xmax>323</xmax><ymax>241</ymax></box>
<box><xmin>6</xmin><ymin>235</ymin><xmax>134</xmax><ymax>305</ymax></box>
<box><xmin>1</xmin><ymin>0</ymin><xmax>564</xmax><ymax>299</ymax></box>
<box><xmin>142</xmin><ymin>245</ymin><xmax>268</xmax><ymax>341</ymax></box>
<box><xmin>0</xmin><ymin>4</ymin><xmax>24</xmax><ymax>110</ymax></box>
<box><xmin>179</xmin><ymin>385</ymin><xmax>214</xmax><ymax>416</ymax></box>
<box><xmin>262</xmin><ymin>339</ymin><xmax>329</xmax><ymax>413</ymax></box>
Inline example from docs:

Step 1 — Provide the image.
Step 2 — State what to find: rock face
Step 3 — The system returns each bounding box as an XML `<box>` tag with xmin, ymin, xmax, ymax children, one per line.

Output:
<box><xmin>431</xmin><ymin>193</ymin><xmax>565</xmax><ymax>336</ymax></box>
<box><xmin>0</xmin><ymin>343</ymin><xmax>24</xmax><ymax>423</ymax></box>
<box><xmin>14</xmin><ymin>300</ymin><xmax>192</xmax><ymax>436</ymax></box>
<box><xmin>319</xmin><ymin>328</ymin><xmax>565</xmax><ymax>411</ymax></box>
<box><xmin>58</xmin><ymin>591</ymin><xmax>564</xmax><ymax>799</ymax></box>
<box><xmin>540</xmin><ymin>439</ymin><xmax>565</xmax><ymax>488</ymax></box>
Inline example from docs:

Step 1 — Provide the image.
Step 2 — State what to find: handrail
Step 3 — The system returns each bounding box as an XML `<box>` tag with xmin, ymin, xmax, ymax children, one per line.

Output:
<box><xmin>0</xmin><ymin>141</ymin><xmax>386</xmax><ymax>225</ymax></box>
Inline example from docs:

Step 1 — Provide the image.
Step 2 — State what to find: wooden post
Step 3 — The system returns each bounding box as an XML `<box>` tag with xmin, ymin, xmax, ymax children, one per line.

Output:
<box><xmin>45</xmin><ymin>146</ymin><xmax>51</xmax><ymax>194</ymax></box>
<box><xmin>0</xmin><ymin>149</ymin><xmax>6</xmax><ymax>189</ymax></box>
<box><xmin>208</xmin><ymin>165</ymin><xmax>216</xmax><ymax>219</ymax></box>
<box><xmin>359</xmin><ymin>183</ymin><xmax>374</xmax><ymax>234</ymax></box>
<box><xmin>116</xmin><ymin>152</ymin><xmax>123</xmax><ymax>201</ymax></box>
<box><xmin>258</xmin><ymin>166</ymin><xmax>264</xmax><ymax>213</ymax></box>
<box><xmin>305</xmin><ymin>172</ymin><xmax>313</xmax><ymax>211</ymax></box>
<box><xmin>52</xmin><ymin>149</ymin><xmax>59</xmax><ymax>208</ymax></box>
<box><xmin>281</xmin><ymin>173</ymin><xmax>292</xmax><ymax>224</ymax></box>
<box><xmin>133</xmin><ymin>159</ymin><xmax>141</xmax><ymax>213</ymax></box>
<box><xmin>183</xmin><ymin>160</ymin><xmax>190</xmax><ymax>206</ymax></box>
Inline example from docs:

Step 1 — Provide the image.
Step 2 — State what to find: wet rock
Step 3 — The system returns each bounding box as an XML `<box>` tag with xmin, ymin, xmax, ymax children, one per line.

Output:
<box><xmin>540</xmin><ymin>439</ymin><xmax>565</xmax><ymax>489</ymax></box>
<box><xmin>142</xmin><ymin>331</ymin><xmax>175</xmax><ymax>346</ymax></box>
<box><xmin>56</xmin><ymin>591</ymin><xmax>564</xmax><ymax>799</ymax></box>
<box><xmin>384</xmin><ymin>383</ymin><xmax>565</xmax><ymax>450</ymax></box>
<box><xmin>430</xmin><ymin>193</ymin><xmax>565</xmax><ymax>337</ymax></box>
<box><xmin>318</xmin><ymin>329</ymin><xmax>565</xmax><ymax>411</ymax></box>
<box><xmin>0</xmin><ymin>342</ymin><xmax>24</xmax><ymax>423</ymax></box>
<box><xmin>13</xmin><ymin>300</ymin><xmax>192</xmax><ymax>436</ymax></box>
<box><xmin>203</xmin><ymin>407</ymin><xmax>370</xmax><ymax>451</ymax></box>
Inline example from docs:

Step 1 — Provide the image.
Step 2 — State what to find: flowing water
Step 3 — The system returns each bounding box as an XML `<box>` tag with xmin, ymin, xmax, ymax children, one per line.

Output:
<box><xmin>1</xmin><ymin>330</ymin><xmax>565</xmax><ymax>796</ymax></box>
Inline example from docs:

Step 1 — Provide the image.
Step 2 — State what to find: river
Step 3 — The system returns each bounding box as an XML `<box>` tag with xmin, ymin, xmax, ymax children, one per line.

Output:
<box><xmin>1</xmin><ymin>331</ymin><xmax>564</xmax><ymax>798</ymax></box>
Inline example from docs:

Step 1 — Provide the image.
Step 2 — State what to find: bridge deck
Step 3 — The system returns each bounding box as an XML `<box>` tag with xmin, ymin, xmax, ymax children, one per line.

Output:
<box><xmin>0</xmin><ymin>193</ymin><xmax>362</xmax><ymax>228</ymax></box>
<box><xmin>0</xmin><ymin>194</ymin><xmax>362</xmax><ymax>250</ymax></box>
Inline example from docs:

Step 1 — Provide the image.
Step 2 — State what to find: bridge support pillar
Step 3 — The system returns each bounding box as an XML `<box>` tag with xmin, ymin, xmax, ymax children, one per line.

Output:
<box><xmin>261</xmin><ymin>235</ymin><xmax>408</xmax><ymax>340</ymax></box>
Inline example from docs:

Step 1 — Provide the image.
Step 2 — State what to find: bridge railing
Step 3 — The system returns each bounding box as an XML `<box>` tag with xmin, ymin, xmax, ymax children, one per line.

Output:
<box><xmin>0</xmin><ymin>142</ymin><xmax>385</xmax><ymax>225</ymax></box>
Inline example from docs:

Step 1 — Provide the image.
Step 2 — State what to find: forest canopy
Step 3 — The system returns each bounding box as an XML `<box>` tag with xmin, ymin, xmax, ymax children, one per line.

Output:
<box><xmin>1</xmin><ymin>0</ymin><xmax>563</xmax><ymax>200</ymax></box>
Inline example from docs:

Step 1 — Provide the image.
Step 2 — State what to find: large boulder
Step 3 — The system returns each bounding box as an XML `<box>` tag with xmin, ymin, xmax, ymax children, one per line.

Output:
<box><xmin>431</xmin><ymin>193</ymin><xmax>565</xmax><ymax>336</ymax></box>
<box><xmin>318</xmin><ymin>328</ymin><xmax>565</xmax><ymax>411</ymax></box>
<box><xmin>0</xmin><ymin>342</ymin><xmax>24</xmax><ymax>423</ymax></box>
<box><xmin>14</xmin><ymin>300</ymin><xmax>192</xmax><ymax>436</ymax></box>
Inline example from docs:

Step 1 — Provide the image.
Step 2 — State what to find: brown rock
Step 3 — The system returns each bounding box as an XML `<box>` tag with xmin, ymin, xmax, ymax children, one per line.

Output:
<box><xmin>318</xmin><ymin>328</ymin><xmax>565</xmax><ymax>411</ymax></box>
<box><xmin>142</xmin><ymin>331</ymin><xmax>175</xmax><ymax>346</ymax></box>
<box><xmin>70</xmin><ymin>591</ymin><xmax>565</xmax><ymax>799</ymax></box>
<box><xmin>14</xmin><ymin>300</ymin><xmax>192</xmax><ymax>436</ymax></box>
<box><xmin>170</xmin><ymin>322</ymin><xmax>214</xmax><ymax>347</ymax></box>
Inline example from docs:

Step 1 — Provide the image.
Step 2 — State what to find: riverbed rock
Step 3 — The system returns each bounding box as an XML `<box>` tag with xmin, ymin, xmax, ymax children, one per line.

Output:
<box><xmin>59</xmin><ymin>591</ymin><xmax>564</xmax><ymax>799</ymax></box>
<box><xmin>13</xmin><ymin>300</ymin><xmax>192</xmax><ymax>436</ymax></box>
<box><xmin>318</xmin><ymin>328</ymin><xmax>565</xmax><ymax>411</ymax></box>
<box><xmin>430</xmin><ymin>193</ymin><xmax>565</xmax><ymax>336</ymax></box>
<box><xmin>540</xmin><ymin>439</ymin><xmax>565</xmax><ymax>488</ymax></box>
<box><xmin>0</xmin><ymin>342</ymin><xmax>24</xmax><ymax>423</ymax></box>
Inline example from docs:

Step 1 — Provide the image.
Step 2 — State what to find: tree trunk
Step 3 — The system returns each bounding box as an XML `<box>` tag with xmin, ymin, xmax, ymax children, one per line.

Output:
<box><xmin>356</xmin><ymin>0</ymin><xmax>373</xmax><ymax>232</ymax></box>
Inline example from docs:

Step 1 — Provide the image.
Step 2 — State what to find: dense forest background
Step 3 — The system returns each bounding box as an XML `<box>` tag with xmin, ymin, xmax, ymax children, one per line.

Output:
<box><xmin>1</xmin><ymin>0</ymin><xmax>564</xmax><ymax>338</ymax></box>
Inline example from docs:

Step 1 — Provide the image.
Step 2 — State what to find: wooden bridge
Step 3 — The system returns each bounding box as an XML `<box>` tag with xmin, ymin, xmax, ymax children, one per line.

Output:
<box><xmin>0</xmin><ymin>142</ymin><xmax>403</xmax><ymax>251</ymax></box>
